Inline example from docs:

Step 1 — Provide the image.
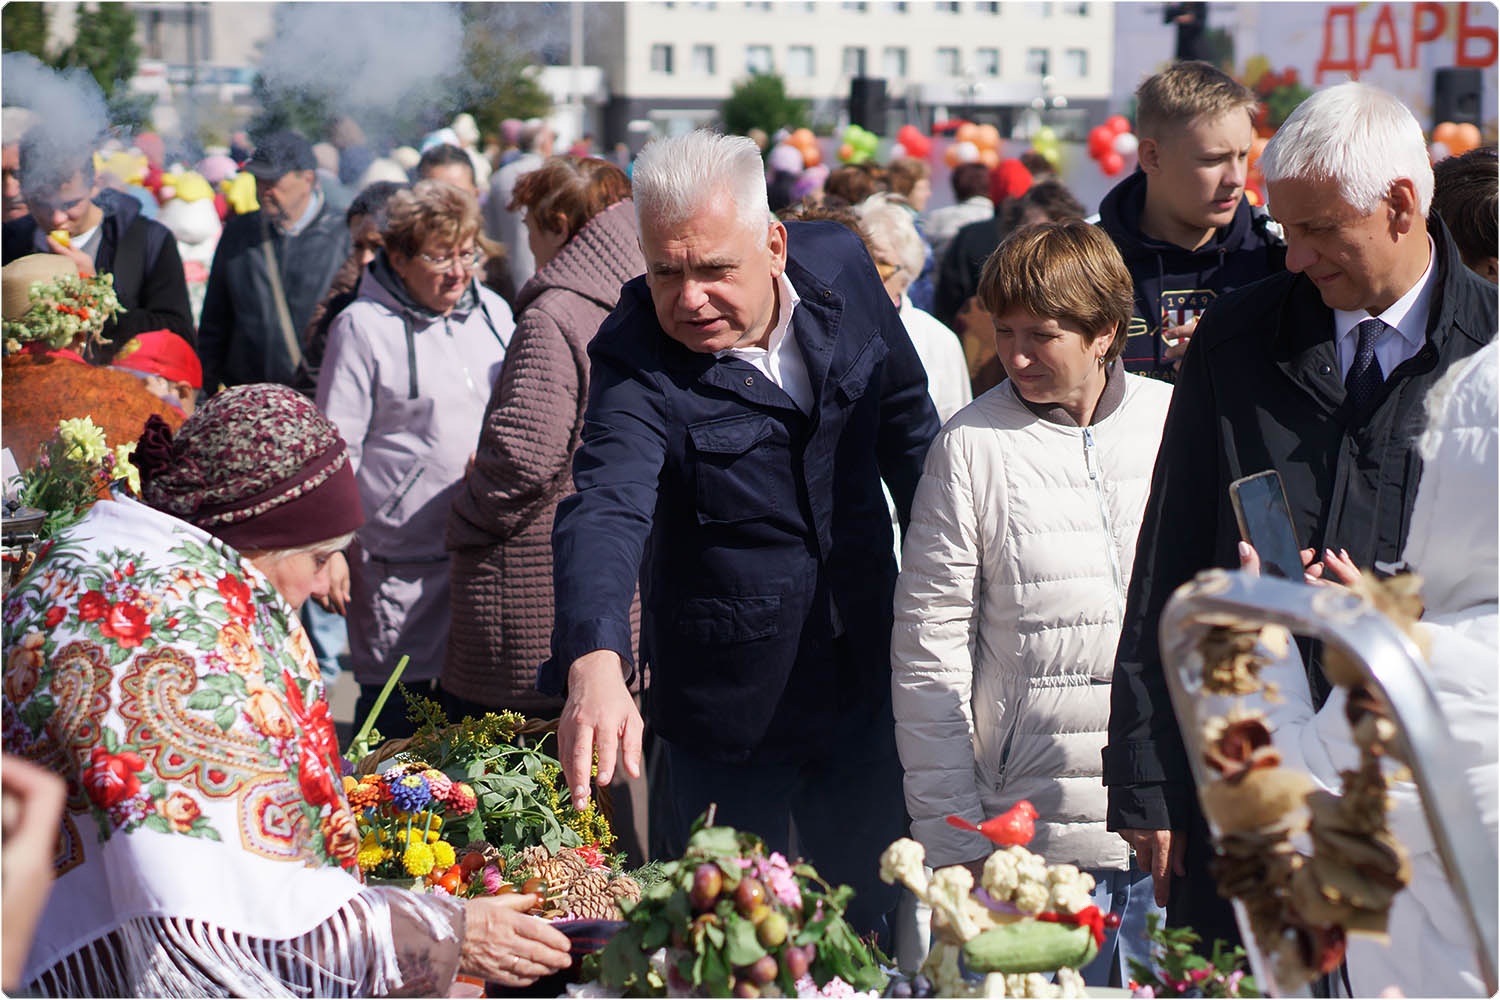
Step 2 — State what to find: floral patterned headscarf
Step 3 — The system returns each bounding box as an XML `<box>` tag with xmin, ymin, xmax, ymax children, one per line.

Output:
<box><xmin>3</xmin><ymin>492</ymin><xmax>365</xmax><ymax>987</ymax></box>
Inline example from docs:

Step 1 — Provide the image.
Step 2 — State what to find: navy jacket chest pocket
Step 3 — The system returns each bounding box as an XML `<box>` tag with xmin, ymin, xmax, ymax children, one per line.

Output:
<box><xmin>834</xmin><ymin>331</ymin><xmax>889</xmax><ymax>406</ymax></box>
<box><xmin>688</xmin><ymin>413</ymin><xmax>782</xmax><ymax>525</ymax></box>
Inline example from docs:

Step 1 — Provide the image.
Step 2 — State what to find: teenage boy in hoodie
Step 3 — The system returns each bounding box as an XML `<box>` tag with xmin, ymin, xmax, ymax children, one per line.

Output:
<box><xmin>1097</xmin><ymin>61</ymin><xmax>1285</xmax><ymax>379</ymax></box>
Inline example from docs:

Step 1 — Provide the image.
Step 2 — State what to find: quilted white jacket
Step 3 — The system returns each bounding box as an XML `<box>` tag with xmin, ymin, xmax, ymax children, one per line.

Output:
<box><xmin>892</xmin><ymin>370</ymin><xmax>1171</xmax><ymax>869</ymax></box>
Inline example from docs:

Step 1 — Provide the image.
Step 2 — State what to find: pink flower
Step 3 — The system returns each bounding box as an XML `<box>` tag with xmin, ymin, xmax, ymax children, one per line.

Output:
<box><xmin>482</xmin><ymin>864</ymin><xmax>504</xmax><ymax>894</ymax></box>
<box><xmin>758</xmin><ymin>852</ymin><xmax>803</xmax><ymax>909</ymax></box>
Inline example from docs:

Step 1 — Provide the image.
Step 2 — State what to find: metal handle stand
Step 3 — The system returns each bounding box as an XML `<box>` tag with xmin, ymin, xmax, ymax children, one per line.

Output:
<box><xmin>1159</xmin><ymin>569</ymin><xmax>1497</xmax><ymax>995</ymax></box>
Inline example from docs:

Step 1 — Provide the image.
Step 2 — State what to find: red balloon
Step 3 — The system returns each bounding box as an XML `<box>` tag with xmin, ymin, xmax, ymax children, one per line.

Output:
<box><xmin>1088</xmin><ymin>125</ymin><xmax>1115</xmax><ymax>159</ymax></box>
<box><xmin>1105</xmin><ymin>114</ymin><xmax>1132</xmax><ymax>135</ymax></box>
<box><xmin>1099</xmin><ymin>150</ymin><xmax>1125</xmax><ymax>176</ymax></box>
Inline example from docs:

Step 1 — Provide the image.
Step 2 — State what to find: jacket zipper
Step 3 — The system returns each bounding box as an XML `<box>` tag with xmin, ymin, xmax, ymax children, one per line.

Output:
<box><xmin>994</xmin><ymin>703</ymin><xmax>1024</xmax><ymax>790</ymax></box>
<box><xmin>1084</xmin><ymin>427</ymin><xmax>1126</xmax><ymax>621</ymax></box>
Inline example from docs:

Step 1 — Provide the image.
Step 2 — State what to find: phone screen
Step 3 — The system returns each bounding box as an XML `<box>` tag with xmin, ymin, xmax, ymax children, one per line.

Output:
<box><xmin>1230</xmin><ymin>471</ymin><xmax>1304</xmax><ymax>580</ymax></box>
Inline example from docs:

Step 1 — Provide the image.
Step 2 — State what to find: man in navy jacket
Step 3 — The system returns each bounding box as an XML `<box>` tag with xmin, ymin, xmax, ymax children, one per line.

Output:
<box><xmin>542</xmin><ymin>130</ymin><xmax>939</xmax><ymax>940</ymax></box>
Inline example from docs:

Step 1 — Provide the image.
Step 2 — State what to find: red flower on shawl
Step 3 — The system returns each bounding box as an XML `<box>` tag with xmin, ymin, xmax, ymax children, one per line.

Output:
<box><xmin>99</xmin><ymin>602</ymin><xmax>152</xmax><ymax>648</ymax></box>
<box><xmin>282</xmin><ymin>669</ymin><xmax>338</xmax><ymax>763</ymax></box>
<box><xmin>78</xmin><ymin>590</ymin><xmax>109</xmax><ymax>621</ymax></box>
<box><xmin>297</xmin><ymin>742</ymin><xmax>339</xmax><ymax>809</ymax></box>
<box><xmin>217</xmin><ymin>574</ymin><xmax>255</xmax><ymax>625</ymax></box>
<box><xmin>44</xmin><ymin>606</ymin><xmax>66</xmax><ymax>628</ymax></box>
<box><xmin>83</xmin><ymin>747</ymin><xmax>146</xmax><ymax>808</ymax></box>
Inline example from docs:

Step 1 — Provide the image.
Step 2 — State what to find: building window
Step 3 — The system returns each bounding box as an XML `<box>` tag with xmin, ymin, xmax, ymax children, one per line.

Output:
<box><xmin>935</xmin><ymin>46</ymin><xmax>961</xmax><ymax>77</ymax></box>
<box><xmin>650</xmin><ymin>43</ymin><xmax>675</xmax><ymax>74</ymax></box>
<box><xmin>788</xmin><ymin>45</ymin><xmax>816</xmax><ymax>77</ymax></box>
<box><xmin>842</xmin><ymin>45</ymin><xmax>867</xmax><ymax>76</ymax></box>
<box><xmin>841</xmin><ymin>0</ymin><xmax>869</xmax><ymax>9</ymax></box>
<box><xmin>976</xmin><ymin>47</ymin><xmax>1000</xmax><ymax>76</ymax></box>
<box><xmin>692</xmin><ymin>43</ymin><xmax>716</xmax><ymax>75</ymax></box>
<box><xmin>1025</xmin><ymin>1</ymin><xmax>1054</xmax><ymax>13</ymax></box>
<box><xmin>688</xmin><ymin>0</ymin><xmax>716</xmax><ymax>7</ymax></box>
<box><xmin>882</xmin><ymin>46</ymin><xmax>908</xmax><ymax>78</ymax></box>
<box><xmin>1025</xmin><ymin>46</ymin><xmax>1049</xmax><ymax>75</ymax></box>
<box><xmin>746</xmin><ymin>44</ymin><xmax>773</xmax><ymax>74</ymax></box>
<box><xmin>1061</xmin><ymin>1</ymin><xmax>1087</xmax><ymax>12</ymax></box>
<box><xmin>936</xmin><ymin>0</ymin><xmax>961</xmax><ymax>11</ymax></box>
<box><xmin>743</xmin><ymin>0</ymin><xmax>772</xmax><ymax>7</ymax></box>
<box><xmin>1063</xmin><ymin>47</ymin><xmax>1088</xmax><ymax>77</ymax></box>
<box><xmin>885</xmin><ymin>0</ymin><xmax>909</xmax><ymax>10</ymax></box>
<box><xmin>975</xmin><ymin>0</ymin><xmax>1000</xmax><ymax>11</ymax></box>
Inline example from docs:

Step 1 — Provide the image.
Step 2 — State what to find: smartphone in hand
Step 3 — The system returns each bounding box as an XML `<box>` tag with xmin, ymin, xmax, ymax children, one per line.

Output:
<box><xmin>1229</xmin><ymin>470</ymin><xmax>1304</xmax><ymax>581</ymax></box>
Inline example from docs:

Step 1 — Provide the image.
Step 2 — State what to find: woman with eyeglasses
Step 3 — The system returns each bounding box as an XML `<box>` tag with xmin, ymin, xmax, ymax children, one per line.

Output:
<box><xmin>316</xmin><ymin>179</ymin><xmax>514</xmax><ymax>738</ymax></box>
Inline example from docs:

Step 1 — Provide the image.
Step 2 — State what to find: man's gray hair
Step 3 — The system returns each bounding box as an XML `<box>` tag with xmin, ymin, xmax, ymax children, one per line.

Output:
<box><xmin>632</xmin><ymin>130</ymin><xmax>772</xmax><ymax>241</ymax></box>
<box><xmin>1261</xmin><ymin>82</ymin><xmax>1433</xmax><ymax>217</ymax></box>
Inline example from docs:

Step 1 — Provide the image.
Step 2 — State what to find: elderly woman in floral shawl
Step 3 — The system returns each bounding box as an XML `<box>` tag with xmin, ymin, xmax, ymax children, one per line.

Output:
<box><xmin>2</xmin><ymin>384</ymin><xmax>570</xmax><ymax>997</ymax></box>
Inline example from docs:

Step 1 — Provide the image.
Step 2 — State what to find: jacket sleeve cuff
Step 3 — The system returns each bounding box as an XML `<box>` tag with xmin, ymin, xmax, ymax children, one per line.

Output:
<box><xmin>537</xmin><ymin>618</ymin><xmax>636</xmax><ymax>697</ymax></box>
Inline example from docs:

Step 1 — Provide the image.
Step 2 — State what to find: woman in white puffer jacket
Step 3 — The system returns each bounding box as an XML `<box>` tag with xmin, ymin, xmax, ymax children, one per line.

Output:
<box><xmin>892</xmin><ymin>221</ymin><xmax>1170</xmax><ymax>986</ymax></box>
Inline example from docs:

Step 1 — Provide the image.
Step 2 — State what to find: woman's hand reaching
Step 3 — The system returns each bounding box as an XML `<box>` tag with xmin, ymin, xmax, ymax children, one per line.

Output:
<box><xmin>459</xmin><ymin>894</ymin><xmax>573</xmax><ymax>988</ymax></box>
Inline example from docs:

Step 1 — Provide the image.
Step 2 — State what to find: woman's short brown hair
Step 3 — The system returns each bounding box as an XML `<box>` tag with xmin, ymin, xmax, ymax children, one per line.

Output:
<box><xmin>976</xmin><ymin>219</ymin><xmax>1133</xmax><ymax>365</ymax></box>
<box><xmin>886</xmin><ymin>156</ymin><xmax>931</xmax><ymax>198</ymax></box>
<box><xmin>381</xmin><ymin>179</ymin><xmax>484</xmax><ymax>259</ymax></box>
<box><xmin>509</xmin><ymin>155</ymin><xmax>631</xmax><ymax>243</ymax></box>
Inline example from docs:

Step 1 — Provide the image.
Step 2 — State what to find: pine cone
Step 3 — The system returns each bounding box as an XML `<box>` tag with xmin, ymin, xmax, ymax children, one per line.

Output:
<box><xmin>551</xmin><ymin>848</ymin><xmax>591</xmax><ymax>875</ymax></box>
<box><xmin>571</xmin><ymin>870</ymin><xmax>610</xmax><ymax>897</ymax></box>
<box><xmin>567</xmin><ymin>893</ymin><xmax>622</xmax><ymax>920</ymax></box>
<box><xmin>520</xmin><ymin>844</ymin><xmax>551</xmax><ymax>868</ymax></box>
<box><xmin>607</xmin><ymin>876</ymin><xmax>642</xmax><ymax>902</ymax></box>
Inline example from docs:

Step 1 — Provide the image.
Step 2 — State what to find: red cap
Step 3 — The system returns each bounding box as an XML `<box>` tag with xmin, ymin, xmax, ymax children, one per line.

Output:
<box><xmin>113</xmin><ymin>329</ymin><xmax>203</xmax><ymax>390</ymax></box>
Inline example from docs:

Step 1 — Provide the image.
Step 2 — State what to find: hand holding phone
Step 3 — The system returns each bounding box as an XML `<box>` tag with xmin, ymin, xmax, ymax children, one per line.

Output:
<box><xmin>1229</xmin><ymin>470</ymin><xmax>1305</xmax><ymax>581</ymax></box>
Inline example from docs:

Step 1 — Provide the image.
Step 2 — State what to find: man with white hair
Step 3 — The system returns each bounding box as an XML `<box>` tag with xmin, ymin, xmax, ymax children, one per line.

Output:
<box><xmin>1105</xmin><ymin>82</ymin><xmax>1496</xmax><ymax>952</ymax></box>
<box><xmin>543</xmin><ymin>130</ymin><xmax>939</xmax><ymax>943</ymax></box>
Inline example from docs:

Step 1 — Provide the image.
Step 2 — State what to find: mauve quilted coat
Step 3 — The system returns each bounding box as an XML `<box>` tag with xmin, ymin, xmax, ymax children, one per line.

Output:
<box><xmin>443</xmin><ymin>199</ymin><xmax>643</xmax><ymax>714</ymax></box>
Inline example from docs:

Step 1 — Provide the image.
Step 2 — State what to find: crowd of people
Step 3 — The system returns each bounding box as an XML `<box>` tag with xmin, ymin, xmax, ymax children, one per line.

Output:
<box><xmin>1</xmin><ymin>53</ymin><xmax>1497</xmax><ymax>999</ymax></box>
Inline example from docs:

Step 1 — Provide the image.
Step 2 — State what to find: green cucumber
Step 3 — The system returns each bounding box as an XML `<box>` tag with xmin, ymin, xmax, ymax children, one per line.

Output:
<box><xmin>960</xmin><ymin>920</ymin><xmax>1098</xmax><ymax>974</ymax></box>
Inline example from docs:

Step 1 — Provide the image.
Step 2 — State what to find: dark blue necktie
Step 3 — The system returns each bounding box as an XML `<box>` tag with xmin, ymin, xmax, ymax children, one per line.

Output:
<box><xmin>1345</xmin><ymin>318</ymin><xmax>1386</xmax><ymax>414</ymax></box>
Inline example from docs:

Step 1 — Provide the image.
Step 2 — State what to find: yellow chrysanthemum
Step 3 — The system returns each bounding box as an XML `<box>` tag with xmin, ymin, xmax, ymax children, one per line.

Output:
<box><xmin>357</xmin><ymin>845</ymin><xmax>385</xmax><ymax>871</ymax></box>
<box><xmin>114</xmin><ymin>442</ymin><xmax>141</xmax><ymax>494</ymax></box>
<box><xmin>426</xmin><ymin>830</ymin><xmax>440</xmax><ymax>843</ymax></box>
<box><xmin>57</xmin><ymin>417</ymin><xmax>108</xmax><ymax>464</ymax></box>
<box><xmin>402</xmin><ymin>841</ymin><xmax>436</xmax><ymax>876</ymax></box>
<box><xmin>432</xmin><ymin>841</ymin><xmax>456</xmax><ymax>869</ymax></box>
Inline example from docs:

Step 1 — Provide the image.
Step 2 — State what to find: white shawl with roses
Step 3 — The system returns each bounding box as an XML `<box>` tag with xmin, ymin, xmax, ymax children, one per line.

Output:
<box><xmin>3</xmin><ymin>493</ymin><xmax>463</xmax><ymax>997</ymax></box>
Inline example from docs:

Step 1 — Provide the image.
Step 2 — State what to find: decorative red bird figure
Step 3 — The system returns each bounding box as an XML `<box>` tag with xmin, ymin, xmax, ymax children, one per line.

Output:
<box><xmin>947</xmin><ymin>800</ymin><xmax>1039</xmax><ymax>846</ymax></box>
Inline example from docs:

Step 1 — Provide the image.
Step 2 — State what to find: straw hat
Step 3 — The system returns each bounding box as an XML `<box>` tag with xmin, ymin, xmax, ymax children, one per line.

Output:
<box><xmin>2</xmin><ymin>254</ymin><xmax>79</xmax><ymax>321</ymax></box>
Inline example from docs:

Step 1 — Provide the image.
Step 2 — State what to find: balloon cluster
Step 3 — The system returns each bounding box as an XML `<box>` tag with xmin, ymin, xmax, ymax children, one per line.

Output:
<box><xmin>1030</xmin><ymin>126</ymin><xmax>1061</xmax><ymax>169</ymax></box>
<box><xmin>1087</xmin><ymin>114</ymin><xmax>1136</xmax><ymax>177</ymax></box>
<box><xmin>943</xmin><ymin>122</ymin><xmax>1004</xmax><ymax>168</ymax></box>
<box><xmin>1430</xmin><ymin>121</ymin><xmax>1483</xmax><ymax>163</ymax></box>
<box><xmin>892</xmin><ymin>124</ymin><xmax>933</xmax><ymax>160</ymax></box>
<box><xmin>772</xmin><ymin>128</ymin><xmax>823</xmax><ymax>171</ymax></box>
<box><xmin>838</xmin><ymin>124</ymin><xmax>880</xmax><ymax>164</ymax></box>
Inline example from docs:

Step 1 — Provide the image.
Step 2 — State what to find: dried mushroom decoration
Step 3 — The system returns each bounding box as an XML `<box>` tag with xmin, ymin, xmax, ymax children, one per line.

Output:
<box><xmin>1195</xmin><ymin>574</ymin><xmax>1424</xmax><ymax>989</ymax></box>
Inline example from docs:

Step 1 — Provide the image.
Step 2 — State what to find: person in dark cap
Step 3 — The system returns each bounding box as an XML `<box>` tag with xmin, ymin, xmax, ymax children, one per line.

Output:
<box><xmin>196</xmin><ymin>130</ymin><xmax>351</xmax><ymax>393</ymax></box>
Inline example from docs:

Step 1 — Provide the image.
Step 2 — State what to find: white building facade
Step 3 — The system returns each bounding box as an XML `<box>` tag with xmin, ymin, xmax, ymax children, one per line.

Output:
<box><xmin>588</xmin><ymin>0</ymin><xmax>1116</xmax><ymax>143</ymax></box>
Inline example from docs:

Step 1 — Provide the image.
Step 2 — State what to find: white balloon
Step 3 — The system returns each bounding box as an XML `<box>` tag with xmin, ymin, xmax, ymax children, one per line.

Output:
<box><xmin>890</xmin><ymin>143</ymin><xmax>910</xmax><ymax>161</ymax></box>
<box><xmin>952</xmin><ymin>140</ymin><xmax>980</xmax><ymax>163</ymax></box>
<box><xmin>1429</xmin><ymin>141</ymin><xmax>1452</xmax><ymax>163</ymax></box>
<box><xmin>1112</xmin><ymin>132</ymin><xmax>1139</xmax><ymax>157</ymax></box>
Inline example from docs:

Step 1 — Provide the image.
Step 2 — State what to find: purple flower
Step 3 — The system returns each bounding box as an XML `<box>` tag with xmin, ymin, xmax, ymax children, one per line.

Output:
<box><xmin>388</xmin><ymin>773</ymin><xmax>432</xmax><ymax>812</ymax></box>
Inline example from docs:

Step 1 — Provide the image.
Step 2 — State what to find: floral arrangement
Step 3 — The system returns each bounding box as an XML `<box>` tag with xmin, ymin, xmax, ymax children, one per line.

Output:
<box><xmin>584</xmin><ymin>815</ymin><xmax>889</xmax><ymax>998</ymax></box>
<box><xmin>2</xmin><ymin>271</ymin><xmax>122</xmax><ymax>355</ymax></box>
<box><xmin>384</xmin><ymin>693</ymin><xmax>614</xmax><ymax>856</ymax></box>
<box><xmin>1127</xmin><ymin>914</ymin><xmax>1258</xmax><ymax>998</ymax></box>
<box><xmin>345</xmin><ymin>760</ymin><xmax>479</xmax><ymax>883</ymax></box>
<box><xmin>13</xmin><ymin>417</ymin><xmax>138</xmax><ymax>539</ymax></box>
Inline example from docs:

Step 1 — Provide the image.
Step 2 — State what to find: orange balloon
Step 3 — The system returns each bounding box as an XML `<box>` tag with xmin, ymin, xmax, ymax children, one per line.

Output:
<box><xmin>978</xmin><ymin>146</ymin><xmax>1001</xmax><ymax>168</ymax></box>
<box><xmin>1432</xmin><ymin>121</ymin><xmax>1461</xmax><ymax>147</ymax></box>
<box><xmin>838</xmin><ymin>142</ymin><xmax>856</xmax><ymax>162</ymax></box>
<box><xmin>800</xmin><ymin>142</ymin><xmax>822</xmax><ymax>168</ymax></box>
<box><xmin>790</xmin><ymin>127</ymin><xmax>816</xmax><ymax>148</ymax></box>
<box><xmin>975</xmin><ymin>123</ymin><xmax>1002</xmax><ymax>151</ymax></box>
<box><xmin>1248</xmin><ymin>134</ymin><xmax>1268</xmax><ymax>169</ymax></box>
<box><xmin>954</xmin><ymin>123</ymin><xmax>980</xmax><ymax>145</ymax></box>
<box><xmin>1452</xmin><ymin>122</ymin><xmax>1482</xmax><ymax>154</ymax></box>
